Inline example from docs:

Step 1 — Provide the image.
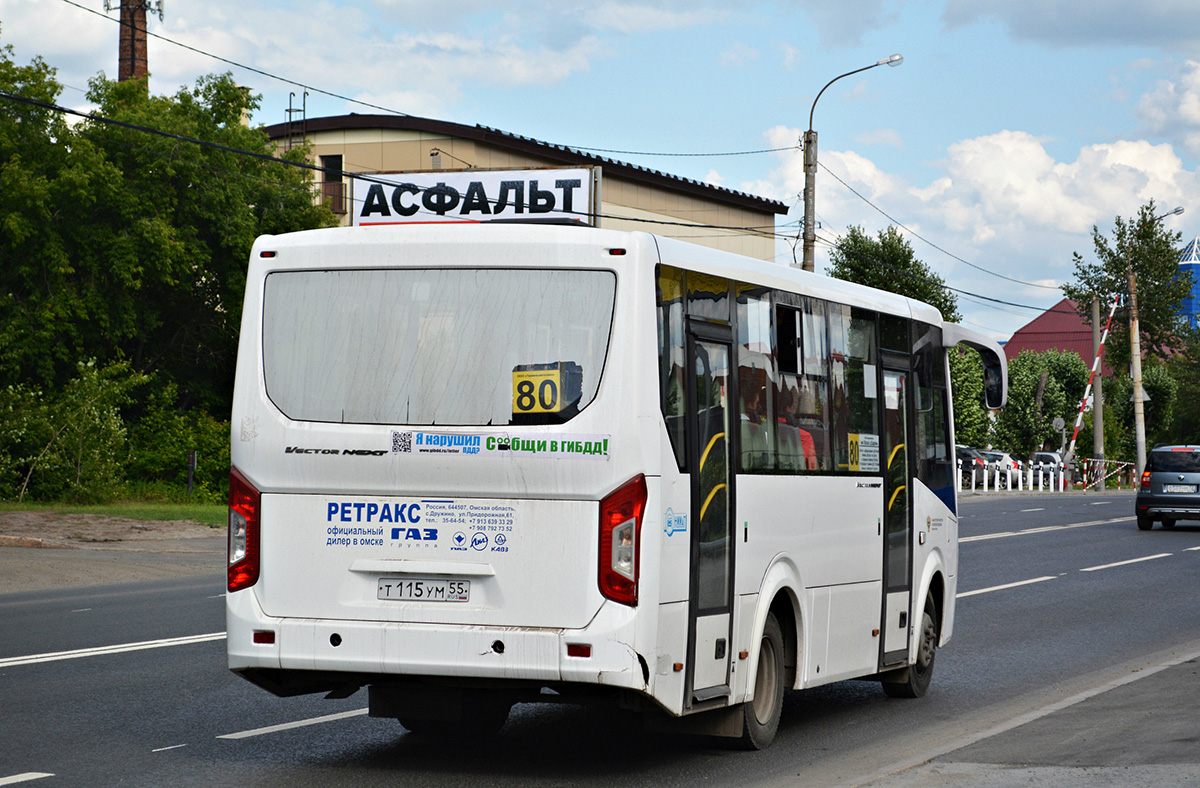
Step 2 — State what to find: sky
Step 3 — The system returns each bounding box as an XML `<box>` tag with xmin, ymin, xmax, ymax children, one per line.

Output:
<box><xmin>5</xmin><ymin>0</ymin><xmax>1200</xmax><ymax>341</ymax></box>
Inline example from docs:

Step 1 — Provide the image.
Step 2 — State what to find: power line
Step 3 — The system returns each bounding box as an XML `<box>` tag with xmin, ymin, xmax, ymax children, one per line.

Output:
<box><xmin>0</xmin><ymin>89</ymin><xmax>788</xmax><ymax>237</ymax></box>
<box><xmin>818</xmin><ymin>160</ymin><xmax>1062</xmax><ymax>291</ymax></box>
<box><xmin>58</xmin><ymin>0</ymin><xmax>409</xmax><ymax>117</ymax></box>
<box><xmin>812</xmin><ymin>232</ymin><xmax>1077</xmax><ymax>316</ymax></box>
<box><xmin>59</xmin><ymin>0</ymin><xmax>809</xmax><ymax>164</ymax></box>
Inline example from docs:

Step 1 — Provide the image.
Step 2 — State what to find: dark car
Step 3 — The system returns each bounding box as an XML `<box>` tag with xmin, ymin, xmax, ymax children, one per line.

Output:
<box><xmin>956</xmin><ymin>445</ymin><xmax>988</xmax><ymax>486</ymax></box>
<box><xmin>1136</xmin><ymin>445</ymin><xmax>1200</xmax><ymax>530</ymax></box>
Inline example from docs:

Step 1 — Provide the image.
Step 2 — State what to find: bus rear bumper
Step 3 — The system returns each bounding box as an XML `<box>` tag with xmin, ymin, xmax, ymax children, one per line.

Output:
<box><xmin>227</xmin><ymin>588</ymin><xmax>648</xmax><ymax>695</ymax></box>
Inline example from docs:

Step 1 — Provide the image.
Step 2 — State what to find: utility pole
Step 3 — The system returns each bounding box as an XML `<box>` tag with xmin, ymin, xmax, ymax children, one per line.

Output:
<box><xmin>799</xmin><ymin>54</ymin><xmax>903</xmax><ymax>272</ymax></box>
<box><xmin>1127</xmin><ymin>205</ymin><xmax>1184</xmax><ymax>479</ymax></box>
<box><xmin>1091</xmin><ymin>295</ymin><xmax>1105</xmax><ymax>490</ymax></box>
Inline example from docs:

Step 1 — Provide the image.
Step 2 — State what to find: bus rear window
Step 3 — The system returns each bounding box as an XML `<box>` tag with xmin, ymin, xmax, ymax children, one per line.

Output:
<box><xmin>262</xmin><ymin>268</ymin><xmax>616</xmax><ymax>426</ymax></box>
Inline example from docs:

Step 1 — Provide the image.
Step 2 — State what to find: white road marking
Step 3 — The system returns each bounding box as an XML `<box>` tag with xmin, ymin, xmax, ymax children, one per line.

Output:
<box><xmin>957</xmin><ymin>576</ymin><xmax>1056</xmax><ymax>598</ymax></box>
<box><xmin>1020</xmin><ymin>507</ymin><xmax>1045</xmax><ymax>512</ymax></box>
<box><xmin>1081</xmin><ymin>553</ymin><xmax>1173</xmax><ymax>572</ymax></box>
<box><xmin>151</xmin><ymin>744</ymin><xmax>188</xmax><ymax>753</ymax></box>
<box><xmin>70</xmin><ymin>608</ymin><xmax>91</xmax><ymax>613</ymax></box>
<box><xmin>961</xmin><ymin>516</ymin><xmax>1131</xmax><ymax>542</ymax></box>
<box><xmin>217</xmin><ymin>708</ymin><xmax>369</xmax><ymax>740</ymax></box>
<box><xmin>0</xmin><ymin>775</ymin><xmax>54</xmax><ymax>786</ymax></box>
<box><xmin>844</xmin><ymin>645</ymin><xmax>1200</xmax><ymax>788</ymax></box>
<box><xmin>1090</xmin><ymin>501</ymin><xmax>1111</xmax><ymax>505</ymax></box>
<box><xmin>1187</xmin><ymin>546</ymin><xmax>1200</xmax><ymax>552</ymax></box>
<box><xmin>0</xmin><ymin>633</ymin><xmax>225</xmax><ymax>668</ymax></box>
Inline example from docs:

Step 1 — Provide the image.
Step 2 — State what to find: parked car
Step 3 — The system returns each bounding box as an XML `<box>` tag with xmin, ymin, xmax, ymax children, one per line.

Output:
<box><xmin>980</xmin><ymin>449</ymin><xmax>1021</xmax><ymax>488</ymax></box>
<box><xmin>1030</xmin><ymin>450</ymin><xmax>1065</xmax><ymax>485</ymax></box>
<box><xmin>1135</xmin><ymin>445</ymin><xmax>1200</xmax><ymax>530</ymax></box>
<box><xmin>956</xmin><ymin>445</ymin><xmax>988</xmax><ymax>486</ymax></box>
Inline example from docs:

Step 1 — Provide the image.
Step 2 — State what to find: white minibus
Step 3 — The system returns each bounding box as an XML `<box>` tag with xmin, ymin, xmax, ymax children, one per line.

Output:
<box><xmin>226</xmin><ymin>224</ymin><xmax>1006</xmax><ymax>749</ymax></box>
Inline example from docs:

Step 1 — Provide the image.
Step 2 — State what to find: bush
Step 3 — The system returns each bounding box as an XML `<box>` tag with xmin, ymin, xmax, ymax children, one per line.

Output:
<box><xmin>2</xmin><ymin>360</ymin><xmax>147</xmax><ymax>503</ymax></box>
<box><xmin>127</xmin><ymin>382</ymin><xmax>230</xmax><ymax>503</ymax></box>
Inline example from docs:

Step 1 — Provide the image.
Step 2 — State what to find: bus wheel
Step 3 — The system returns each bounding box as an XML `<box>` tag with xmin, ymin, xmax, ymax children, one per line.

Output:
<box><xmin>738</xmin><ymin>612</ymin><xmax>784</xmax><ymax>750</ymax></box>
<box><xmin>882</xmin><ymin>595</ymin><xmax>937</xmax><ymax>699</ymax></box>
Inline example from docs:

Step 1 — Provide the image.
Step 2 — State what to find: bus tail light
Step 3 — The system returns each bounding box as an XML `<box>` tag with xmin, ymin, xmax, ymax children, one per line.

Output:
<box><xmin>598</xmin><ymin>474</ymin><xmax>647</xmax><ymax>606</ymax></box>
<box><xmin>228</xmin><ymin>467</ymin><xmax>261</xmax><ymax>592</ymax></box>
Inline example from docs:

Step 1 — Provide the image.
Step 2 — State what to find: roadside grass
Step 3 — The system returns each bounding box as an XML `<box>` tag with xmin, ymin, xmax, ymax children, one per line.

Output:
<box><xmin>0</xmin><ymin>501</ymin><xmax>226</xmax><ymax>526</ymax></box>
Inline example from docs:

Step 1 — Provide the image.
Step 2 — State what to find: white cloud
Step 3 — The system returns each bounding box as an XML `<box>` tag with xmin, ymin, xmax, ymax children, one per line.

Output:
<box><xmin>583</xmin><ymin>3</ymin><xmax>724</xmax><ymax>33</ymax></box>
<box><xmin>942</xmin><ymin>0</ymin><xmax>1200</xmax><ymax>54</ymax></box>
<box><xmin>719</xmin><ymin>42</ymin><xmax>759</xmax><ymax>68</ymax></box>
<box><xmin>1137</xmin><ymin>60</ymin><xmax>1200</xmax><ymax>155</ymax></box>
<box><xmin>855</xmin><ymin>128</ymin><xmax>903</xmax><ymax>148</ymax></box>
<box><xmin>746</xmin><ymin>125</ymin><xmax>1200</xmax><ymax>328</ymax></box>
<box><xmin>780</xmin><ymin>0</ymin><xmax>900</xmax><ymax>47</ymax></box>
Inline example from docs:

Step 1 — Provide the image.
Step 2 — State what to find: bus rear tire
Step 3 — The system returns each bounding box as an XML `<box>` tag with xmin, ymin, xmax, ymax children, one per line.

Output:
<box><xmin>882</xmin><ymin>595</ymin><xmax>937</xmax><ymax>699</ymax></box>
<box><xmin>738</xmin><ymin>612</ymin><xmax>784</xmax><ymax>750</ymax></box>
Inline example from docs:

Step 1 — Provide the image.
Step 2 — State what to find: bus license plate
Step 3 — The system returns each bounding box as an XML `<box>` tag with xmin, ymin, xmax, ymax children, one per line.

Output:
<box><xmin>1165</xmin><ymin>484</ymin><xmax>1197</xmax><ymax>493</ymax></box>
<box><xmin>378</xmin><ymin>578</ymin><xmax>470</xmax><ymax>602</ymax></box>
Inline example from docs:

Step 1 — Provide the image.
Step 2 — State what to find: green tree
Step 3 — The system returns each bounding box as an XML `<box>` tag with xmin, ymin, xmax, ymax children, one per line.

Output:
<box><xmin>0</xmin><ymin>38</ymin><xmax>337</xmax><ymax>413</ymax></box>
<box><xmin>989</xmin><ymin>350</ymin><xmax>1088</xmax><ymax>461</ymax></box>
<box><xmin>1165</xmin><ymin>324</ymin><xmax>1200</xmax><ymax>444</ymax></box>
<box><xmin>1062</xmin><ymin>201</ymin><xmax>1191</xmax><ymax>372</ymax></box>
<box><xmin>948</xmin><ymin>349</ymin><xmax>988</xmax><ymax>448</ymax></box>
<box><xmin>828</xmin><ymin>225</ymin><xmax>961</xmax><ymax>322</ymax></box>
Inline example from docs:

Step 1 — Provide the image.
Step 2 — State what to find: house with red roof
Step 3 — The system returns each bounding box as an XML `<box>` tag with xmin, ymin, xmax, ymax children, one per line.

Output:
<box><xmin>1003</xmin><ymin>298</ymin><xmax>1112</xmax><ymax>376</ymax></box>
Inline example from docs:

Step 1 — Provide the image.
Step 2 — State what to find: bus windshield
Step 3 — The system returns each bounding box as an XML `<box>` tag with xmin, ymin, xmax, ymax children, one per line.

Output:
<box><xmin>262</xmin><ymin>268</ymin><xmax>616</xmax><ymax>426</ymax></box>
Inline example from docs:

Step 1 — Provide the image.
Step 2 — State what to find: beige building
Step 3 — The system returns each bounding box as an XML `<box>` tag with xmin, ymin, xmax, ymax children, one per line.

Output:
<box><xmin>265</xmin><ymin>114</ymin><xmax>789</xmax><ymax>261</ymax></box>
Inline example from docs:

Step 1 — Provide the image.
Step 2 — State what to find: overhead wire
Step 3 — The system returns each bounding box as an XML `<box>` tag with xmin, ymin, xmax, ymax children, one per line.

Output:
<box><xmin>57</xmin><ymin>0</ymin><xmax>803</xmax><ymax>161</ymax></box>
<box><xmin>57</xmin><ymin>0</ymin><xmax>410</xmax><ymax>117</ymax></box>
<box><xmin>0</xmin><ymin>89</ymin><xmax>785</xmax><ymax>238</ymax></box>
<box><xmin>817</xmin><ymin>160</ymin><xmax>1061</xmax><ymax>290</ymax></box>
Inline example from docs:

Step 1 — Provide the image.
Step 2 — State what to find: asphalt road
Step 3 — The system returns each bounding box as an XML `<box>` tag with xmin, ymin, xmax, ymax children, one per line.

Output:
<box><xmin>2</xmin><ymin>489</ymin><xmax>1199</xmax><ymax>787</ymax></box>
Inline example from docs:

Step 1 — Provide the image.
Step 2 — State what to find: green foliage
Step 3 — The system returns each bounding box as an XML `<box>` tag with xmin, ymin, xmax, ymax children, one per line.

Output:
<box><xmin>128</xmin><ymin>383</ymin><xmax>231</xmax><ymax>503</ymax></box>
<box><xmin>948</xmin><ymin>349</ymin><xmax>988</xmax><ymax>448</ymax></box>
<box><xmin>0</xmin><ymin>36</ymin><xmax>336</xmax><ymax>412</ymax></box>
<box><xmin>989</xmin><ymin>350</ymin><xmax>1088</xmax><ymax>461</ymax></box>
<box><xmin>1165</xmin><ymin>331</ymin><xmax>1200</xmax><ymax>445</ymax></box>
<box><xmin>2</xmin><ymin>360</ymin><xmax>148</xmax><ymax>503</ymax></box>
<box><xmin>827</xmin><ymin>225</ymin><xmax>961</xmax><ymax>322</ymax></box>
<box><xmin>1062</xmin><ymin>201</ymin><xmax>1192</xmax><ymax>372</ymax></box>
<box><xmin>0</xmin><ymin>37</ymin><xmax>333</xmax><ymax>503</ymax></box>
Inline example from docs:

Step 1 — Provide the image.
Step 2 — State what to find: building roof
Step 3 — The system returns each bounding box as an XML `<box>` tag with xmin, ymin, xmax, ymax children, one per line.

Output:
<box><xmin>1181</xmin><ymin>236</ymin><xmax>1200</xmax><ymax>264</ymax></box>
<box><xmin>1003</xmin><ymin>297</ymin><xmax>1112</xmax><ymax>376</ymax></box>
<box><xmin>264</xmin><ymin>113</ymin><xmax>790</xmax><ymax>216</ymax></box>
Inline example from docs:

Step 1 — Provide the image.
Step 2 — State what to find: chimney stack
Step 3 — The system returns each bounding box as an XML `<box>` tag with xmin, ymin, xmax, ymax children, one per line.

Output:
<box><xmin>118</xmin><ymin>0</ymin><xmax>149</xmax><ymax>81</ymax></box>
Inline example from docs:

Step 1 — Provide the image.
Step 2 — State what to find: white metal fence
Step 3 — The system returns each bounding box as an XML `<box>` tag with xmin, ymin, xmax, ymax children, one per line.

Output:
<box><xmin>955</xmin><ymin>458</ymin><xmax>1136</xmax><ymax>493</ymax></box>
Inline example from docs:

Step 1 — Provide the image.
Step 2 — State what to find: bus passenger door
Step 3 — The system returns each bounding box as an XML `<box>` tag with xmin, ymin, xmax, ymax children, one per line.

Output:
<box><xmin>686</xmin><ymin>330</ymin><xmax>734</xmax><ymax>706</ymax></box>
<box><xmin>881</xmin><ymin>368</ymin><xmax>912</xmax><ymax>665</ymax></box>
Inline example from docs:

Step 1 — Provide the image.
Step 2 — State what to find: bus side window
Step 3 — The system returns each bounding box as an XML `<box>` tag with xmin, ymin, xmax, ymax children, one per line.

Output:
<box><xmin>738</xmin><ymin>289</ymin><xmax>775</xmax><ymax>472</ymax></box>
<box><xmin>829</xmin><ymin>305</ymin><xmax>879</xmax><ymax>472</ymax></box>
<box><xmin>657</xmin><ymin>265</ymin><xmax>687</xmax><ymax>471</ymax></box>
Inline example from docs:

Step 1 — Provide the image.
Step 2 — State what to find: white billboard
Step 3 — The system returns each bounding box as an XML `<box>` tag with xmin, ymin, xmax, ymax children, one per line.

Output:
<box><xmin>349</xmin><ymin>167</ymin><xmax>598</xmax><ymax>227</ymax></box>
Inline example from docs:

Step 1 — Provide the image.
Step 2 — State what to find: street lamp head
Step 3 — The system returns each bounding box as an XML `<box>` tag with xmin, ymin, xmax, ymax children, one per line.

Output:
<box><xmin>1168</xmin><ymin>206</ymin><xmax>1184</xmax><ymax>217</ymax></box>
<box><xmin>878</xmin><ymin>54</ymin><xmax>904</xmax><ymax>67</ymax></box>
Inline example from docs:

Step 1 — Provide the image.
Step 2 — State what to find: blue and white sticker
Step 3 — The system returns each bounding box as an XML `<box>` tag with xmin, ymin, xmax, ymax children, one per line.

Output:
<box><xmin>324</xmin><ymin>497</ymin><xmax>516</xmax><ymax>555</ymax></box>
<box><xmin>664</xmin><ymin>508</ymin><xmax>688</xmax><ymax>536</ymax></box>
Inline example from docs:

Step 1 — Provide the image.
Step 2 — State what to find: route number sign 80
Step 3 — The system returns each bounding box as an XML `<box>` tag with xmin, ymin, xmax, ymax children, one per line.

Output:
<box><xmin>512</xmin><ymin>369</ymin><xmax>565</xmax><ymax>414</ymax></box>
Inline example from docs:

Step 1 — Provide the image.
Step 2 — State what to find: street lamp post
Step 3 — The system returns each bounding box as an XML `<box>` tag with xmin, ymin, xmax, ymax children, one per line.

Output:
<box><xmin>799</xmin><ymin>54</ymin><xmax>903</xmax><ymax>272</ymax></box>
<box><xmin>1128</xmin><ymin>205</ymin><xmax>1184</xmax><ymax>480</ymax></box>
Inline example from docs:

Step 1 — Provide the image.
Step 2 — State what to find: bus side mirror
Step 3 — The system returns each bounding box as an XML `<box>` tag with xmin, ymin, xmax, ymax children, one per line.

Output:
<box><xmin>983</xmin><ymin>362</ymin><xmax>1004</xmax><ymax>410</ymax></box>
<box><xmin>940</xmin><ymin>323</ymin><xmax>1008</xmax><ymax>410</ymax></box>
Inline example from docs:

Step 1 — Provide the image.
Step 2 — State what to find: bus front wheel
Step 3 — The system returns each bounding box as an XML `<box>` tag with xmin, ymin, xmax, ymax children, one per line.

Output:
<box><xmin>738</xmin><ymin>612</ymin><xmax>784</xmax><ymax>750</ymax></box>
<box><xmin>882</xmin><ymin>594</ymin><xmax>937</xmax><ymax>699</ymax></box>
